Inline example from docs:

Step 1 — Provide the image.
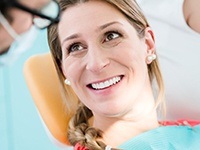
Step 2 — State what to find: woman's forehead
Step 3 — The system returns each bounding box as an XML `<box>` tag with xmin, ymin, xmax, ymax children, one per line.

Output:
<box><xmin>58</xmin><ymin>1</ymin><xmax>128</xmax><ymax>34</ymax></box>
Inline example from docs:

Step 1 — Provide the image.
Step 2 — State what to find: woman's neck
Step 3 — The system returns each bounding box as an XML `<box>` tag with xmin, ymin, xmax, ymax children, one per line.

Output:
<box><xmin>92</xmin><ymin>80</ymin><xmax>160</xmax><ymax>147</ymax></box>
<box><xmin>93</xmin><ymin>110</ymin><xmax>159</xmax><ymax>148</ymax></box>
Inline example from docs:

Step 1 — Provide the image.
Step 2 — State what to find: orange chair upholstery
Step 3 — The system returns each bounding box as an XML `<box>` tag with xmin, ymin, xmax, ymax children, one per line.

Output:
<box><xmin>23</xmin><ymin>52</ymin><xmax>70</xmax><ymax>146</ymax></box>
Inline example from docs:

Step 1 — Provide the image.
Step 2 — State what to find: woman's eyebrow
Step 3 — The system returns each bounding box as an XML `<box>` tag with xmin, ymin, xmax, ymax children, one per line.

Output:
<box><xmin>61</xmin><ymin>22</ymin><xmax>122</xmax><ymax>45</ymax></box>
<box><xmin>61</xmin><ymin>34</ymin><xmax>80</xmax><ymax>46</ymax></box>
<box><xmin>97</xmin><ymin>21</ymin><xmax>123</xmax><ymax>31</ymax></box>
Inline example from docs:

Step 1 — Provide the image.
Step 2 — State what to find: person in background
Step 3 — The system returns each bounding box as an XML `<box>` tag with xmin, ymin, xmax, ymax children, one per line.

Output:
<box><xmin>0</xmin><ymin>0</ymin><xmax>60</xmax><ymax>65</ymax></box>
<box><xmin>0</xmin><ymin>1</ymin><xmax>61</xmax><ymax>149</ymax></box>
<box><xmin>136</xmin><ymin>0</ymin><xmax>200</xmax><ymax>120</ymax></box>
<box><xmin>48</xmin><ymin>0</ymin><xmax>200</xmax><ymax>149</ymax></box>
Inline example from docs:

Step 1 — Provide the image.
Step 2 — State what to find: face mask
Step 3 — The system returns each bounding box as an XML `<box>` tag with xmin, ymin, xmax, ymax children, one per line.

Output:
<box><xmin>0</xmin><ymin>25</ymin><xmax>39</xmax><ymax>66</ymax></box>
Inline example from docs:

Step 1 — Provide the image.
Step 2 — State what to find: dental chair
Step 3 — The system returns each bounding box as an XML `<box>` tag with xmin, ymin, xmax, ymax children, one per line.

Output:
<box><xmin>23</xmin><ymin>52</ymin><xmax>71</xmax><ymax>148</ymax></box>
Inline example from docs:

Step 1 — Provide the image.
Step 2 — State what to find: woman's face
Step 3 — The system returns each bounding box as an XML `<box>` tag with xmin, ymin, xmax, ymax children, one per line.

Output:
<box><xmin>58</xmin><ymin>1</ymin><xmax>155</xmax><ymax>117</ymax></box>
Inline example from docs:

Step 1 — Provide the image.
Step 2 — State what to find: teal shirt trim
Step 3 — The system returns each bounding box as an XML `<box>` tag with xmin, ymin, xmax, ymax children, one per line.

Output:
<box><xmin>118</xmin><ymin>125</ymin><xmax>200</xmax><ymax>150</ymax></box>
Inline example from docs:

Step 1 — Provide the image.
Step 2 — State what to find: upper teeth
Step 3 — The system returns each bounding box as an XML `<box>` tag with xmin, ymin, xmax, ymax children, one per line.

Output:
<box><xmin>91</xmin><ymin>76</ymin><xmax>121</xmax><ymax>90</ymax></box>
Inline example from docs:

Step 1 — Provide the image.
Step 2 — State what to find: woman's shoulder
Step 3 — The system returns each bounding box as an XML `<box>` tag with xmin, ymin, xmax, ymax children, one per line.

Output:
<box><xmin>118</xmin><ymin>121</ymin><xmax>200</xmax><ymax>149</ymax></box>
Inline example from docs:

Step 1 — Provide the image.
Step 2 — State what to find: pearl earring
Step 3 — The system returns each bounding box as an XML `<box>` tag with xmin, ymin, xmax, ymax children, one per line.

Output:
<box><xmin>64</xmin><ymin>79</ymin><xmax>71</xmax><ymax>85</ymax></box>
<box><xmin>105</xmin><ymin>145</ymin><xmax>112</xmax><ymax>150</ymax></box>
<box><xmin>146</xmin><ymin>54</ymin><xmax>156</xmax><ymax>63</ymax></box>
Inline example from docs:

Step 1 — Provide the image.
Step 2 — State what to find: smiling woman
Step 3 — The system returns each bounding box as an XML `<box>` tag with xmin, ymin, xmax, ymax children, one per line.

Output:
<box><xmin>48</xmin><ymin>0</ymin><xmax>200</xmax><ymax>149</ymax></box>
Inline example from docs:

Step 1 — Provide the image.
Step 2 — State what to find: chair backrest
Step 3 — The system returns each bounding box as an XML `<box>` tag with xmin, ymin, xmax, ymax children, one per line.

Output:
<box><xmin>23</xmin><ymin>52</ymin><xmax>70</xmax><ymax>145</ymax></box>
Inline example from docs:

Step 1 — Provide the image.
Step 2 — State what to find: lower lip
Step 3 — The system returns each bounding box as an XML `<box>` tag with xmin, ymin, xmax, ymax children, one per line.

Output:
<box><xmin>88</xmin><ymin>78</ymin><xmax>123</xmax><ymax>96</ymax></box>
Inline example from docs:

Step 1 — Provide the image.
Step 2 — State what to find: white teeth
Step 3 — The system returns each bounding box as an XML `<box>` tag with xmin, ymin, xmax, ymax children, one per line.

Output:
<box><xmin>91</xmin><ymin>76</ymin><xmax>121</xmax><ymax>90</ymax></box>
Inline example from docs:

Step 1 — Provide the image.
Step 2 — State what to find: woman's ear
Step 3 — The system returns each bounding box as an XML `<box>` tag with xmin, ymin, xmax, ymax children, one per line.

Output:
<box><xmin>144</xmin><ymin>27</ymin><xmax>156</xmax><ymax>54</ymax></box>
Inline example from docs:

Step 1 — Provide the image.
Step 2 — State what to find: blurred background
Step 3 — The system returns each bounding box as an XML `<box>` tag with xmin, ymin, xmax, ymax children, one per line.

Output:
<box><xmin>0</xmin><ymin>29</ymin><xmax>60</xmax><ymax>150</ymax></box>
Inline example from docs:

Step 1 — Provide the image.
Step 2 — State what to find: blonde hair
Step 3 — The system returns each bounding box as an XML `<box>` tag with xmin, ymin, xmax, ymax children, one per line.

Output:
<box><xmin>48</xmin><ymin>0</ymin><xmax>165</xmax><ymax>149</ymax></box>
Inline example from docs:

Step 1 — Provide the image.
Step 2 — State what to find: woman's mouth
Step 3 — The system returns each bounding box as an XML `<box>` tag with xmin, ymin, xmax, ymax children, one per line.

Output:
<box><xmin>87</xmin><ymin>75</ymin><xmax>123</xmax><ymax>90</ymax></box>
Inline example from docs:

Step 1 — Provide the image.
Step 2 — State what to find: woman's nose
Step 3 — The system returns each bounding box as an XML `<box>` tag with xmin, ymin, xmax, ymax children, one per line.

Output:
<box><xmin>85</xmin><ymin>45</ymin><xmax>110</xmax><ymax>73</ymax></box>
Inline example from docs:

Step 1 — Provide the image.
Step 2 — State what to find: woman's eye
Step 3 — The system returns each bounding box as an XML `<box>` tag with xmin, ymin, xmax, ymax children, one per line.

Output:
<box><xmin>104</xmin><ymin>32</ymin><xmax>121</xmax><ymax>42</ymax></box>
<box><xmin>68</xmin><ymin>43</ymin><xmax>84</xmax><ymax>53</ymax></box>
